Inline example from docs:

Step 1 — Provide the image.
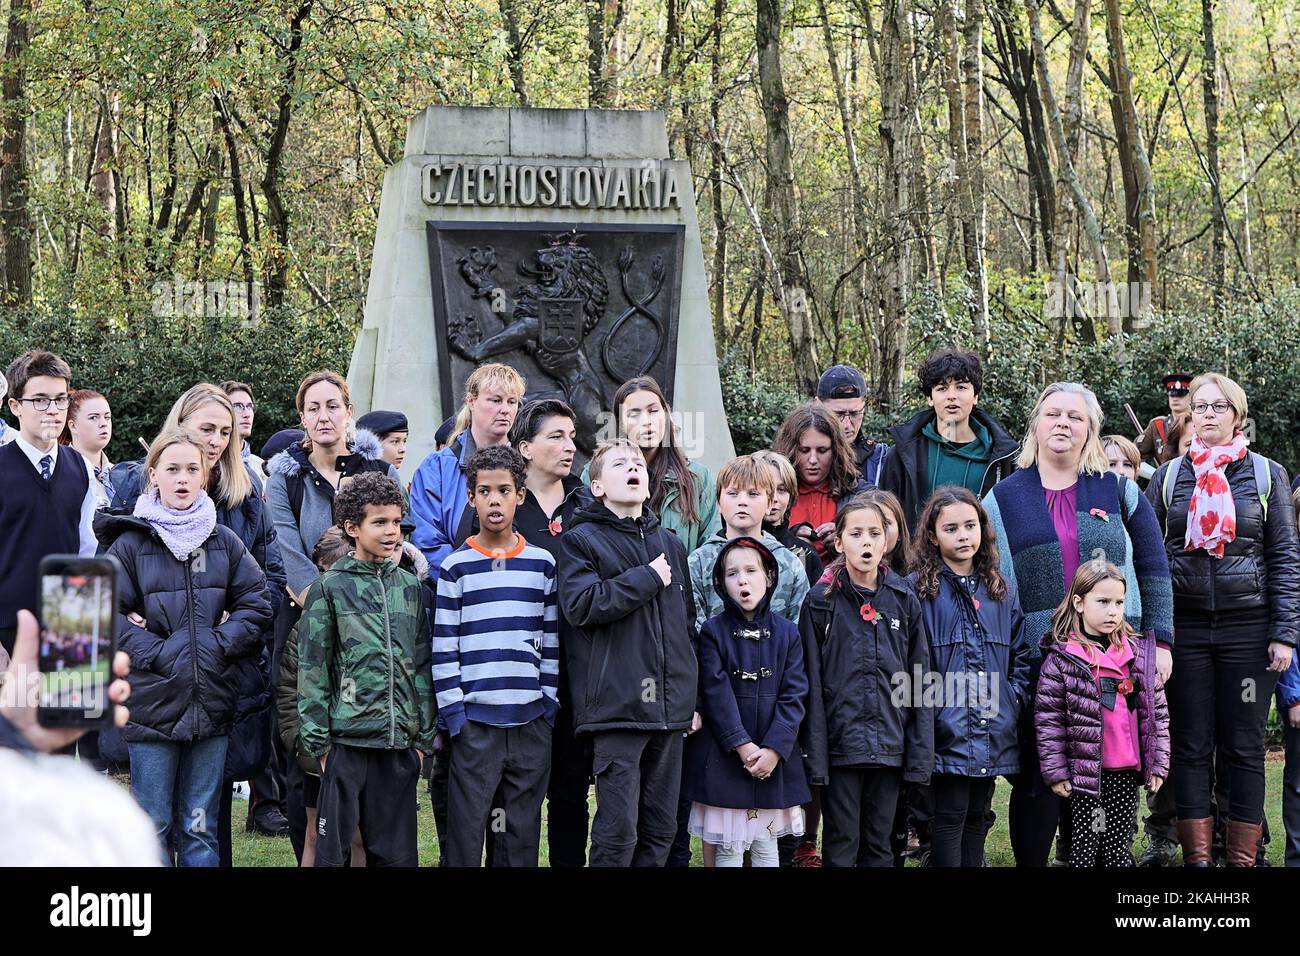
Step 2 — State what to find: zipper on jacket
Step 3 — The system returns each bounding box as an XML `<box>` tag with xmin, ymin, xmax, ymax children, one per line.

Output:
<box><xmin>380</xmin><ymin>563</ymin><xmax>397</xmax><ymax>748</ymax></box>
<box><xmin>184</xmin><ymin>557</ymin><xmax>200</xmax><ymax>738</ymax></box>
<box><xmin>645</xmin><ymin>521</ymin><xmax>670</xmax><ymax>730</ymax></box>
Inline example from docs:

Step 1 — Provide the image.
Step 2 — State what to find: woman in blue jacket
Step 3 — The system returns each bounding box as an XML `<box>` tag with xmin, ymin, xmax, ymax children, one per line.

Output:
<box><xmin>408</xmin><ymin>362</ymin><xmax>526</xmax><ymax>573</ymax></box>
<box><xmin>908</xmin><ymin>487</ymin><xmax>1031</xmax><ymax>866</ymax></box>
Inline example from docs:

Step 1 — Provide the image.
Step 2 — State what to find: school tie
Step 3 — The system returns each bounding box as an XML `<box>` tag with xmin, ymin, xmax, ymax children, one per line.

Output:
<box><xmin>40</xmin><ymin>454</ymin><xmax>53</xmax><ymax>481</ymax></box>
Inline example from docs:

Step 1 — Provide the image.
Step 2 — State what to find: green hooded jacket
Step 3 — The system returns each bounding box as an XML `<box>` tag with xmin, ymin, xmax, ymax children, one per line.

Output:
<box><xmin>298</xmin><ymin>555</ymin><xmax>435</xmax><ymax>756</ymax></box>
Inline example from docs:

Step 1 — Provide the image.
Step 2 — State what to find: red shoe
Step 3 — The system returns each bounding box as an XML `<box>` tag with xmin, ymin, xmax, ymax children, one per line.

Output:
<box><xmin>791</xmin><ymin>840</ymin><xmax>822</xmax><ymax>867</ymax></box>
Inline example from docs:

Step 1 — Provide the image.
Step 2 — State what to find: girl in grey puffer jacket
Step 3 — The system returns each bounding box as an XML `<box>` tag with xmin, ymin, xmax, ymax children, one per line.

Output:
<box><xmin>1035</xmin><ymin>562</ymin><xmax>1169</xmax><ymax>868</ymax></box>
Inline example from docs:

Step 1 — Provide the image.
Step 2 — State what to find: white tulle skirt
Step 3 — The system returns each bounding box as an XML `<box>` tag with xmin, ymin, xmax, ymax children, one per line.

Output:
<box><xmin>688</xmin><ymin>802</ymin><xmax>806</xmax><ymax>851</ymax></box>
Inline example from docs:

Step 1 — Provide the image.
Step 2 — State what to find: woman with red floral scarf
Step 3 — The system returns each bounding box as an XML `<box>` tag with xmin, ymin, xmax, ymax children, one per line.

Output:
<box><xmin>1147</xmin><ymin>372</ymin><xmax>1300</xmax><ymax>867</ymax></box>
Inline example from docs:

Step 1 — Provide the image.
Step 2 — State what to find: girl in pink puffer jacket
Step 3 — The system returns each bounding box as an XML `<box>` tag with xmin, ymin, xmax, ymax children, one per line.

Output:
<box><xmin>1035</xmin><ymin>561</ymin><xmax>1170</xmax><ymax>867</ymax></box>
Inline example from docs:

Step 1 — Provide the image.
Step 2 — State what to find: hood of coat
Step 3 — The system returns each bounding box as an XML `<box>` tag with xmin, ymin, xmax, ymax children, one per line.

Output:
<box><xmin>330</xmin><ymin>552</ymin><xmax>402</xmax><ymax>579</ymax></box>
<box><xmin>711</xmin><ymin>535</ymin><xmax>779</xmax><ymax>622</ymax></box>
<box><xmin>570</xmin><ymin>497</ymin><xmax>664</xmax><ymax>536</ymax></box>
<box><xmin>267</xmin><ymin>428</ymin><xmax>384</xmax><ymax>480</ymax></box>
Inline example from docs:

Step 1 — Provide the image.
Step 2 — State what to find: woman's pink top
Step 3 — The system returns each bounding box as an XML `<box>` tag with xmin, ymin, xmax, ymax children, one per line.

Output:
<box><xmin>1065</xmin><ymin>638</ymin><xmax>1141</xmax><ymax>772</ymax></box>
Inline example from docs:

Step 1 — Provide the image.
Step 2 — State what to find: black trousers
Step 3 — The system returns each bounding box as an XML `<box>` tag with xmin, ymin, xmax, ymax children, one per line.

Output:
<box><xmin>315</xmin><ymin>744</ymin><xmax>421</xmax><ymax>867</ymax></box>
<box><xmin>0</xmin><ymin>624</ymin><xmax>15</xmax><ymax>657</ymax></box>
<box><xmin>822</xmin><ymin>766</ymin><xmax>902</xmax><ymax>867</ymax></box>
<box><xmin>588</xmin><ymin>730</ymin><xmax>684</xmax><ymax>867</ymax></box>
<box><xmin>1284</xmin><ymin>721</ymin><xmax>1300</xmax><ymax>867</ymax></box>
<box><xmin>1169</xmin><ymin>609</ymin><xmax>1278</xmax><ymax>824</ymax></box>
<box><xmin>546</xmin><ymin>702</ymin><xmax>592</xmax><ymax>867</ymax></box>
<box><xmin>1069</xmin><ymin>771</ymin><xmax>1141</xmax><ymax>867</ymax></box>
<box><xmin>930</xmin><ymin>774</ymin><xmax>996</xmax><ymax>867</ymax></box>
<box><xmin>430</xmin><ymin>743</ymin><xmax>502</xmax><ymax>866</ymax></box>
<box><xmin>284</xmin><ymin>761</ymin><xmax>320</xmax><ymax>865</ymax></box>
<box><xmin>1008</xmin><ymin>660</ymin><xmax>1063</xmax><ymax>866</ymax></box>
<box><xmin>889</xmin><ymin>782</ymin><xmax>936</xmax><ymax>866</ymax></box>
<box><xmin>445</xmin><ymin>718</ymin><xmax>553</xmax><ymax>867</ymax></box>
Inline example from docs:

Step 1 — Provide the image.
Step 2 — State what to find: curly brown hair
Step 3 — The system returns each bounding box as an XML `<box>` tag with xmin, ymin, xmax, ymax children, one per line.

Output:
<box><xmin>773</xmin><ymin>401</ymin><xmax>860</xmax><ymax>499</ymax></box>
<box><xmin>909</xmin><ymin>487</ymin><xmax>1006</xmax><ymax>602</ymax></box>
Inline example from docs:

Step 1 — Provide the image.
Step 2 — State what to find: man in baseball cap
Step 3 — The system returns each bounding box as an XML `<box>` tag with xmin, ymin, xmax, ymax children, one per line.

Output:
<box><xmin>816</xmin><ymin>364</ymin><xmax>889</xmax><ymax>486</ymax></box>
<box><xmin>1136</xmin><ymin>373</ymin><xmax>1193</xmax><ymax>463</ymax></box>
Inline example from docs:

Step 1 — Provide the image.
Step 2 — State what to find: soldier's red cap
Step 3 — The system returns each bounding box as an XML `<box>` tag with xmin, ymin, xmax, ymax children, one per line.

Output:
<box><xmin>1162</xmin><ymin>373</ymin><xmax>1192</xmax><ymax>394</ymax></box>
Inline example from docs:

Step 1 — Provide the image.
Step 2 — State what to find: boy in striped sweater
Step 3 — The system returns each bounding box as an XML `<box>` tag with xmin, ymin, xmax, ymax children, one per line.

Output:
<box><xmin>434</xmin><ymin>446</ymin><xmax>559</xmax><ymax>866</ymax></box>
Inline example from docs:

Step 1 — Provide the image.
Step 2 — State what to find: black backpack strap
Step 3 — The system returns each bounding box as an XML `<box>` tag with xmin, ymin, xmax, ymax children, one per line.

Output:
<box><xmin>287</xmin><ymin>472</ymin><xmax>305</xmax><ymax>525</ymax></box>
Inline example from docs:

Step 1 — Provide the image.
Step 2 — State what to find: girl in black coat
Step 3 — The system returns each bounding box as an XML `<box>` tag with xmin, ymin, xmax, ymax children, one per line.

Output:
<box><xmin>799</xmin><ymin>498</ymin><xmax>934</xmax><ymax>868</ymax></box>
<box><xmin>101</xmin><ymin>430</ymin><xmax>272</xmax><ymax>867</ymax></box>
<box><xmin>683</xmin><ymin>537</ymin><xmax>810</xmax><ymax>866</ymax></box>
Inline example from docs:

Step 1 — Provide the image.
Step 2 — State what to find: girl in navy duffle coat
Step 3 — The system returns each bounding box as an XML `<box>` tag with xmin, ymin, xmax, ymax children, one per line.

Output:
<box><xmin>682</xmin><ymin>536</ymin><xmax>811</xmax><ymax>867</ymax></box>
<box><xmin>908</xmin><ymin>487</ymin><xmax>1032</xmax><ymax>867</ymax></box>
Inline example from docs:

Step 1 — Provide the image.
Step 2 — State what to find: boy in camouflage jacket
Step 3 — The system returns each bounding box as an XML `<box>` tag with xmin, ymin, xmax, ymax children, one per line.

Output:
<box><xmin>298</xmin><ymin>473</ymin><xmax>435</xmax><ymax>866</ymax></box>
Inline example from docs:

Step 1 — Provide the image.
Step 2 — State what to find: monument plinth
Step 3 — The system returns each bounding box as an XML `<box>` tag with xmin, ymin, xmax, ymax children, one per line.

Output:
<box><xmin>348</xmin><ymin>106</ymin><xmax>734</xmax><ymax>478</ymax></box>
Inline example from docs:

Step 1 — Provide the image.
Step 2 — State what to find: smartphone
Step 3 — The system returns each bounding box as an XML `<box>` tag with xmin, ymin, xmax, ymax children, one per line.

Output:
<box><xmin>36</xmin><ymin>554</ymin><xmax>121</xmax><ymax>728</ymax></box>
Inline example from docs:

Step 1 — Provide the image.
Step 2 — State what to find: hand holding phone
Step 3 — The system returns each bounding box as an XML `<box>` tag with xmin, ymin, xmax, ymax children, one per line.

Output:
<box><xmin>1</xmin><ymin>609</ymin><xmax>132</xmax><ymax>752</ymax></box>
<box><xmin>35</xmin><ymin>555</ymin><xmax>122</xmax><ymax>729</ymax></box>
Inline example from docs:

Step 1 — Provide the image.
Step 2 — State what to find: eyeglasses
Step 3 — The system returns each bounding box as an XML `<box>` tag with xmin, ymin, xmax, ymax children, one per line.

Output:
<box><xmin>831</xmin><ymin>408</ymin><xmax>865</xmax><ymax>423</ymax></box>
<box><xmin>1191</xmin><ymin>401</ymin><xmax>1232</xmax><ymax>416</ymax></box>
<box><xmin>232</xmin><ymin>402</ymin><xmax>256</xmax><ymax>414</ymax></box>
<box><xmin>13</xmin><ymin>395</ymin><xmax>70</xmax><ymax>411</ymax></box>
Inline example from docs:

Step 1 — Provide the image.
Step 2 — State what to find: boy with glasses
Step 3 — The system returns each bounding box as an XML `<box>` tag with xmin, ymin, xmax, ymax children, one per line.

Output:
<box><xmin>0</xmin><ymin>351</ymin><xmax>97</xmax><ymax>655</ymax></box>
<box><xmin>220</xmin><ymin>380</ymin><xmax>263</xmax><ymax>475</ymax></box>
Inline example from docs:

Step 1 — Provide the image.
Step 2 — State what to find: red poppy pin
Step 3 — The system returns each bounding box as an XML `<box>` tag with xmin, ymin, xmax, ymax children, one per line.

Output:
<box><xmin>548</xmin><ymin>517</ymin><xmax>563</xmax><ymax>536</ymax></box>
<box><xmin>1117</xmin><ymin>678</ymin><xmax>1134</xmax><ymax>695</ymax></box>
<box><xmin>972</xmin><ymin>597</ymin><xmax>981</xmax><ymax>611</ymax></box>
<box><xmin>1089</xmin><ymin>508</ymin><xmax>1110</xmax><ymax>522</ymax></box>
<box><xmin>860</xmin><ymin>603</ymin><xmax>878</xmax><ymax>623</ymax></box>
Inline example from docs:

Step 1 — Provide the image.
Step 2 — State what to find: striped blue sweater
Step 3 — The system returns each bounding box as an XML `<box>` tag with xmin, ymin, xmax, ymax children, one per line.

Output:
<box><xmin>433</xmin><ymin>535</ymin><xmax>559</xmax><ymax>733</ymax></box>
<box><xmin>983</xmin><ymin>466</ymin><xmax>1173</xmax><ymax>659</ymax></box>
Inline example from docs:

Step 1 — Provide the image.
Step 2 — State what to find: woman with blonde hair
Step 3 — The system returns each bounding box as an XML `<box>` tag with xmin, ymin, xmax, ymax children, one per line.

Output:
<box><xmin>409</xmin><ymin>362</ymin><xmax>526</xmax><ymax>572</ymax></box>
<box><xmin>982</xmin><ymin>381</ymin><xmax>1172</xmax><ymax>866</ymax></box>
<box><xmin>1147</xmin><ymin>372</ymin><xmax>1300</xmax><ymax>866</ymax></box>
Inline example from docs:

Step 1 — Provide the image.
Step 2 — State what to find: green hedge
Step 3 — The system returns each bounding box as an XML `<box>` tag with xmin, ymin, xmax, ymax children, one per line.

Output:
<box><xmin>0</xmin><ymin>305</ymin><xmax>357</xmax><ymax>464</ymax></box>
<box><xmin>724</xmin><ymin>289</ymin><xmax>1300</xmax><ymax>476</ymax></box>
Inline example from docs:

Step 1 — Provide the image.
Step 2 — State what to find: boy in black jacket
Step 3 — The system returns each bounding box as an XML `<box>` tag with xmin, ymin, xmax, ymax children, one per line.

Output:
<box><xmin>558</xmin><ymin>439</ymin><xmax>699</xmax><ymax>867</ymax></box>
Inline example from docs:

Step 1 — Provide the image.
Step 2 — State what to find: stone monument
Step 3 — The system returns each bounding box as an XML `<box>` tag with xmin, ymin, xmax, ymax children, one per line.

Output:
<box><xmin>348</xmin><ymin>106</ymin><xmax>734</xmax><ymax>479</ymax></box>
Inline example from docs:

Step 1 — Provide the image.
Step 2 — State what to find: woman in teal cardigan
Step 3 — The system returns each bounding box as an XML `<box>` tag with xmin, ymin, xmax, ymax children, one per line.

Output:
<box><xmin>583</xmin><ymin>375</ymin><xmax>720</xmax><ymax>554</ymax></box>
<box><xmin>982</xmin><ymin>381</ymin><xmax>1173</xmax><ymax>868</ymax></box>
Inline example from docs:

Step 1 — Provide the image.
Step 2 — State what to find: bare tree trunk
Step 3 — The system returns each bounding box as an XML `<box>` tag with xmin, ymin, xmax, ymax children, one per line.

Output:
<box><xmin>261</xmin><ymin>1</ymin><xmax>314</xmax><ymax>307</ymax></box>
<box><xmin>1026</xmin><ymin>0</ymin><xmax>1121</xmax><ymax>344</ymax></box>
<box><xmin>1052</xmin><ymin>0</ymin><xmax>1090</xmax><ymax>340</ymax></box>
<box><xmin>0</xmin><ymin>0</ymin><xmax>33</xmax><ymax>305</ymax></box>
<box><xmin>586</xmin><ymin>0</ymin><xmax>608</xmax><ymax>107</ymax></box>
<box><xmin>756</xmin><ymin>0</ymin><xmax>819</xmax><ymax>392</ymax></box>
<box><xmin>961</xmin><ymin>0</ymin><xmax>989</xmax><ymax>349</ymax></box>
<box><xmin>499</xmin><ymin>0</ymin><xmax>530</xmax><ymax>107</ymax></box>
<box><xmin>708</xmin><ymin>0</ymin><xmax>726</xmax><ymax>330</ymax></box>
<box><xmin>91</xmin><ymin>88</ymin><xmax>119</xmax><ymax>238</ymax></box>
<box><xmin>871</xmin><ymin>0</ymin><xmax>919</xmax><ymax>408</ymax></box>
<box><xmin>1104</xmin><ymin>0</ymin><xmax>1156</xmax><ymax>327</ymax></box>
<box><xmin>1201</xmin><ymin>0</ymin><xmax>1224</xmax><ymax>314</ymax></box>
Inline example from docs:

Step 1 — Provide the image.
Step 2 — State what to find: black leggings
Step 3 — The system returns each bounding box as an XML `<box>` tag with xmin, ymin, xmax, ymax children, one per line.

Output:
<box><xmin>930</xmin><ymin>774</ymin><xmax>995</xmax><ymax>867</ymax></box>
<box><xmin>1169</xmin><ymin>610</ymin><xmax>1278</xmax><ymax>824</ymax></box>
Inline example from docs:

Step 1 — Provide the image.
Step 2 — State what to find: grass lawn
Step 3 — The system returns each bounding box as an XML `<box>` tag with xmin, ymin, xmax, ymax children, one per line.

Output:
<box><xmin>224</xmin><ymin>754</ymin><xmax>1289</xmax><ymax>867</ymax></box>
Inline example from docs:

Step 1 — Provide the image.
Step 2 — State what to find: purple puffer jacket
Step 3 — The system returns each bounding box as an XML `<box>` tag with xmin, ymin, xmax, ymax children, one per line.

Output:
<box><xmin>1033</xmin><ymin>632</ymin><xmax>1170</xmax><ymax>799</ymax></box>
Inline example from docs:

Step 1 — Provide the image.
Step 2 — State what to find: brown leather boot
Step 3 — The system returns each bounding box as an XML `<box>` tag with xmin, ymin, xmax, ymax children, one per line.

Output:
<box><xmin>1226</xmin><ymin>820</ymin><xmax>1264</xmax><ymax>868</ymax></box>
<box><xmin>1177</xmin><ymin>817</ymin><xmax>1214</xmax><ymax>867</ymax></box>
